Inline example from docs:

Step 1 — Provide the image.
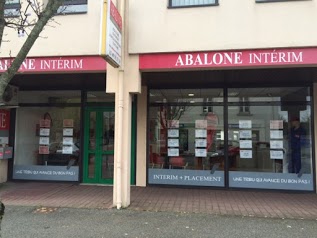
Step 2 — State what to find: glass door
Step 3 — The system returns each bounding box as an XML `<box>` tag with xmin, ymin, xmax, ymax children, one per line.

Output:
<box><xmin>83</xmin><ymin>108</ymin><xmax>115</xmax><ymax>184</ymax></box>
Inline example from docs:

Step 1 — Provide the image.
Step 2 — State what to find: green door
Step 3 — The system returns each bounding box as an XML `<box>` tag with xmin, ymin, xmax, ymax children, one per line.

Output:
<box><xmin>83</xmin><ymin>108</ymin><xmax>115</xmax><ymax>184</ymax></box>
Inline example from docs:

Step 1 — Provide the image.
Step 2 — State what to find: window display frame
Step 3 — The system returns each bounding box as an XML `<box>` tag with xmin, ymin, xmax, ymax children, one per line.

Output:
<box><xmin>147</xmin><ymin>85</ymin><xmax>316</xmax><ymax>192</ymax></box>
<box><xmin>10</xmin><ymin>90</ymin><xmax>83</xmax><ymax>182</ymax></box>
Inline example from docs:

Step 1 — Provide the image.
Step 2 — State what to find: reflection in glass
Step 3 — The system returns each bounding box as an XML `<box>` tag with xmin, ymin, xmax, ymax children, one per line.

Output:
<box><xmin>227</xmin><ymin>87</ymin><xmax>312</xmax><ymax>176</ymax></box>
<box><xmin>228</xmin><ymin>87</ymin><xmax>311</xmax><ymax>103</ymax></box>
<box><xmin>102</xmin><ymin>155</ymin><xmax>114</xmax><ymax>179</ymax></box>
<box><xmin>87</xmin><ymin>91</ymin><xmax>115</xmax><ymax>103</ymax></box>
<box><xmin>149</xmin><ymin>88</ymin><xmax>224</xmax><ymax>172</ymax></box>
<box><xmin>102</xmin><ymin>112</ymin><xmax>115</xmax><ymax>151</ymax></box>
<box><xmin>88</xmin><ymin>154</ymin><xmax>95</xmax><ymax>179</ymax></box>
<box><xmin>14</xmin><ymin>107</ymin><xmax>81</xmax><ymax>167</ymax></box>
<box><xmin>149</xmin><ymin>87</ymin><xmax>313</xmax><ymax>190</ymax></box>
<box><xmin>89</xmin><ymin>112</ymin><xmax>96</xmax><ymax>150</ymax></box>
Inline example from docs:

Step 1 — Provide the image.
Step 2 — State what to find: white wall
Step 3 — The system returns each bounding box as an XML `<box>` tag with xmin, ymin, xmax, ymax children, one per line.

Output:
<box><xmin>129</xmin><ymin>0</ymin><xmax>317</xmax><ymax>54</ymax></box>
<box><xmin>1</xmin><ymin>0</ymin><xmax>103</xmax><ymax>57</ymax></box>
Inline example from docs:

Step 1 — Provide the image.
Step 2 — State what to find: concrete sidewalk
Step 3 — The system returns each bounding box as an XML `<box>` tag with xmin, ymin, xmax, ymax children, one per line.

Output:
<box><xmin>1</xmin><ymin>182</ymin><xmax>317</xmax><ymax>220</ymax></box>
<box><xmin>2</xmin><ymin>206</ymin><xmax>317</xmax><ymax>238</ymax></box>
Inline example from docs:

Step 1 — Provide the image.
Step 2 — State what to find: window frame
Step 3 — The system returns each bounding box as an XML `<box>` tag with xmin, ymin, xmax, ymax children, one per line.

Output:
<box><xmin>168</xmin><ymin>0</ymin><xmax>219</xmax><ymax>9</ymax></box>
<box><xmin>4</xmin><ymin>0</ymin><xmax>21</xmax><ymax>18</ymax></box>
<box><xmin>256</xmin><ymin>0</ymin><xmax>311</xmax><ymax>3</ymax></box>
<box><xmin>57</xmin><ymin>0</ymin><xmax>88</xmax><ymax>15</ymax></box>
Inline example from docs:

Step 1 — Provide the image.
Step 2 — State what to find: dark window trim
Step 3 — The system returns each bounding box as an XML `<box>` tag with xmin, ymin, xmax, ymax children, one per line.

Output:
<box><xmin>150</xmin><ymin>101</ymin><xmax>312</xmax><ymax>108</ymax></box>
<box><xmin>168</xmin><ymin>0</ymin><xmax>219</xmax><ymax>9</ymax></box>
<box><xmin>19</xmin><ymin>103</ymin><xmax>82</xmax><ymax>107</ymax></box>
<box><xmin>256</xmin><ymin>0</ymin><xmax>310</xmax><ymax>3</ymax></box>
<box><xmin>310</xmin><ymin>85</ymin><xmax>317</xmax><ymax>194</ymax></box>
<box><xmin>4</xmin><ymin>1</ymin><xmax>21</xmax><ymax>18</ymax></box>
<box><xmin>4</xmin><ymin>3</ymin><xmax>20</xmax><ymax>10</ymax></box>
<box><xmin>64</xmin><ymin>0</ymin><xmax>88</xmax><ymax>5</ymax></box>
<box><xmin>56</xmin><ymin>0</ymin><xmax>88</xmax><ymax>15</ymax></box>
<box><xmin>150</xmin><ymin>102</ymin><xmax>224</xmax><ymax>107</ymax></box>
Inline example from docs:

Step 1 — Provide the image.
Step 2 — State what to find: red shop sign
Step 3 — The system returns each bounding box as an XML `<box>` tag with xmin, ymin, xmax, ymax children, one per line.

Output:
<box><xmin>0</xmin><ymin>110</ymin><xmax>10</xmax><ymax>131</ymax></box>
<box><xmin>0</xmin><ymin>56</ymin><xmax>107</xmax><ymax>73</ymax></box>
<box><xmin>139</xmin><ymin>47</ymin><xmax>317</xmax><ymax>70</ymax></box>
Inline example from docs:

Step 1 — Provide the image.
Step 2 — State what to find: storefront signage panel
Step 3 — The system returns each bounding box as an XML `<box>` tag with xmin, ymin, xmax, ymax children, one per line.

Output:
<box><xmin>100</xmin><ymin>0</ymin><xmax>122</xmax><ymax>68</ymax></box>
<box><xmin>229</xmin><ymin>171</ymin><xmax>313</xmax><ymax>191</ymax></box>
<box><xmin>140</xmin><ymin>47</ymin><xmax>317</xmax><ymax>70</ymax></box>
<box><xmin>0</xmin><ymin>56</ymin><xmax>106</xmax><ymax>73</ymax></box>
<box><xmin>0</xmin><ymin>110</ymin><xmax>10</xmax><ymax>148</ymax></box>
<box><xmin>105</xmin><ymin>0</ymin><xmax>122</xmax><ymax>67</ymax></box>
<box><xmin>13</xmin><ymin>165</ymin><xmax>79</xmax><ymax>181</ymax></box>
<box><xmin>0</xmin><ymin>110</ymin><xmax>9</xmax><ymax>131</ymax></box>
<box><xmin>149</xmin><ymin>169</ymin><xmax>224</xmax><ymax>187</ymax></box>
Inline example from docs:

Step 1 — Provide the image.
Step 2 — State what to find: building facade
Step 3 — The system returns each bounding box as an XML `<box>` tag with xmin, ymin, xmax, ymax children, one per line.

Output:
<box><xmin>132</xmin><ymin>0</ymin><xmax>317</xmax><ymax>192</ymax></box>
<box><xmin>0</xmin><ymin>0</ymin><xmax>139</xmax><ymax>193</ymax></box>
<box><xmin>1</xmin><ymin>0</ymin><xmax>317</xmax><ymax>207</ymax></box>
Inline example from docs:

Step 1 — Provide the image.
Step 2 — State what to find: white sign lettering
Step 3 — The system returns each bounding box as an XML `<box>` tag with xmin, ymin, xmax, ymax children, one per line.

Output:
<box><xmin>175</xmin><ymin>51</ymin><xmax>303</xmax><ymax>67</ymax></box>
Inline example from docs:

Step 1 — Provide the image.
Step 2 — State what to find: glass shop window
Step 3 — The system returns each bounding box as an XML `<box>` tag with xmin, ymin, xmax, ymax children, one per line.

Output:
<box><xmin>13</xmin><ymin>91</ymin><xmax>81</xmax><ymax>181</ymax></box>
<box><xmin>148</xmin><ymin>88</ymin><xmax>225</xmax><ymax>187</ymax></box>
<box><xmin>228</xmin><ymin>87</ymin><xmax>313</xmax><ymax>191</ymax></box>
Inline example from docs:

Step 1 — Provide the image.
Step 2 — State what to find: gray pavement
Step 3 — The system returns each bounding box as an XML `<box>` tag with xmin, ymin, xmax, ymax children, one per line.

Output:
<box><xmin>1</xmin><ymin>182</ymin><xmax>317</xmax><ymax>220</ymax></box>
<box><xmin>1</xmin><ymin>206</ymin><xmax>317</xmax><ymax>238</ymax></box>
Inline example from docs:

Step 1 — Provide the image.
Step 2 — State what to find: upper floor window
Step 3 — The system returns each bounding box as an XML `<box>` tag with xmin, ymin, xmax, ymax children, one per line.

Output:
<box><xmin>256</xmin><ymin>0</ymin><xmax>308</xmax><ymax>2</ymax></box>
<box><xmin>4</xmin><ymin>0</ymin><xmax>21</xmax><ymax>17</ymax></box>
<box><xmin>57</xmin><ymin>0</ymin><xmax>88</xmax><ymax>14</ymax></box>
<box><xmin>238</xmin><ymin>97</ymin><xmax>251</xmax><ymax>116</ymax></box>
<box><xmin>169</xmin><ymin>0</ymin><xmax>218</xmax><ymax>8</ymax></box>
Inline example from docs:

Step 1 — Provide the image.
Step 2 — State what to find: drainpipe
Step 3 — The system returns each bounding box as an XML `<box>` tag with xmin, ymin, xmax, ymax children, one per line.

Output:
<box><xmin>116</xmin><ymin>74</ymin><xmax>123</xmax><ymax>209</ymax></box>
<box><xmin>116</xmin><ymin>0</ymin><xmax>125</xmax><ymax>210</ymax></box>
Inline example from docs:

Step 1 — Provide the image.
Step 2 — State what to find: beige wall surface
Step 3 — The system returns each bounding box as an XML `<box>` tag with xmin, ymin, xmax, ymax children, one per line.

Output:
<box><xmin>136</xmin><ymin>86</ymin><xmax>147</xmax><ymax>187</ymax></box>
<box><xmin>1</xmin><ymin>1</ymin><xmax>103</xmax><ymax>57</ymax></box>
<box><xmin>129</xmin><ymin>0</ymin><xmax>317</xmax><ymax>54</ymax></box>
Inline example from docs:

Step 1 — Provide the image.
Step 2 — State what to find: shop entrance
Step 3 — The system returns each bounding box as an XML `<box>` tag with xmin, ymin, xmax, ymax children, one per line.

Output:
<box><xmin>83</xmin><ymin>108</ymin><xmax>115</xmax><ymax>184</ymax></box>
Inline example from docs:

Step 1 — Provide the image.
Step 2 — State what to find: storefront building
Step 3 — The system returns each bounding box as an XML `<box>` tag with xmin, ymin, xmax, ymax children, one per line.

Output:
<box><xmin>1</xmin><ymin>0</ymin><xmax>141</xmax><ymax>207</ymax></box>
<box><xmin>0</xmin><ymin>56</ymin><xmax>117</xmax><ymax>183</ymax></box>
<box><xmin>0</xmin><ymin>54</ymin><xmax>137</xmax><ymax>185</ymax></box>
<box><xmin>2</xmin><ymin>0</ymin><xmax>317</xmax><ymax>208</ymax></box>
<box><xmin>140</xmin><ymin>48</ymin><xmax>316</xmax><ymax>191</ymax></box>
<box><xmin>0</xmin><ymin>56</ymin><xmax>137</xmax><ymax>187</ymax></box>
<box><xmin>132</xmin><ymin>0</ymin><xmax>317</xmax><ymax>193</ymax></box>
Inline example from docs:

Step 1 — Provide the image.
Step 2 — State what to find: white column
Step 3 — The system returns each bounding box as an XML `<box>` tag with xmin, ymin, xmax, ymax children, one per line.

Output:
<box><xmin>111</xmin><ymin>0</ymin><xmax>141</xmax><ymax>208</ymax></box>
<box><xmin>136</xmin><ymin>86</ymin><xmax>148</xmax><ymax>186</ymax></box>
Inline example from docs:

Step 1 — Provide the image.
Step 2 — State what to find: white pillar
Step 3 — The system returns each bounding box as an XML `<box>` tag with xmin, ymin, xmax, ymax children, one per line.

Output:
<box><xmin>110</xmin><ymin>0</ymin><xmax>141</xmax><ymax>208</ymax></box>
<box><xmin>136</xmin><ymin>86</ymin><xmax>148</xmax><ymax>186</ymax></box>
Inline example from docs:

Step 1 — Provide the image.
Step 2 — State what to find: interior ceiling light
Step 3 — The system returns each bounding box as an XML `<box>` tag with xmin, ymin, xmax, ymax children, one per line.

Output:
<box><xmin>188</xmin><ymin>93</ymin><xmax>195</xmax><ymax>97</ymax></box>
